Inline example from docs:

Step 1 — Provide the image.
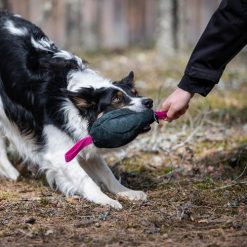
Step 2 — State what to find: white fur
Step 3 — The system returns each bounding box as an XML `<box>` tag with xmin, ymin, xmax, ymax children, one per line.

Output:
<box><xmin>67</xmin><ymin>69</ymin><xmax>113</xmax><ymax>92</ymax></box>
<box><xmin>31</xmin><ymin>36</ymin><xmax>54</xmax><ymax>52</ymax></box>
<box><xmin>0</xmin><ymin>98</ymin><xmax>40</xmax><ymax>164</ymax></box>
<box><xmin>60</xmin><ymin>99</ymin><xmax>88</xmax><ymax>140</ymax></box>
<box><xmin>53</xmin><ymin>50</ymin><xmax>74</xmax><ymax>60</ymax></box>
<box><xmin>0</xmin><ymin>132</ymin><xmax>19</xmax><ymax>180</ymax></box>
<box><xmin>31</xmin><ymin>38</ymin><xmax>84</xmax><ymax>69</ymax></box>
<box><xmin>127</xmin><ymin>97</ymin><xmax>149</xmax><ymax>112</ymax></box>
<box><xmin>53</xmin><ymin>50</ymin><xmax>84</xmax><ymax>69</ymax></box>
<box><xmin>4</xmin><ymin>20</ymin><xmax>27</xmax><ymax>36</ymax></box>
<box><xmin>14</xmin><ymin>14</ymin><xmax>22</xmax><ymax>18</ymax></box>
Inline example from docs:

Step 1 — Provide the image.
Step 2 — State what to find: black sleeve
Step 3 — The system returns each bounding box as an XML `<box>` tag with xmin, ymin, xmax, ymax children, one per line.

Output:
<box><xmin>178</xmin><ymin>0</ymin><xmax>247</xmax><ymax>96</ymax></box>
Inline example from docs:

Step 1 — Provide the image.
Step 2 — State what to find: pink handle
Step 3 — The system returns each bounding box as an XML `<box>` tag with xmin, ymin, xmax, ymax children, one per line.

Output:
<box><xmin>155</xmin><ymin>111</ymin><xmax>167</xmax><ymax>120</ymax></box>
<box><xmin>65</xmin><ymin>136</ymin><xmax>93</xmax><ymax>162</ymax></box>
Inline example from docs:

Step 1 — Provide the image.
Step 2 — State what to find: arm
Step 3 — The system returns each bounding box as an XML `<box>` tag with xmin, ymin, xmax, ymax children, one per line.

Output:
<box><xmin>162</xmin><ymin>0</ymin><xmax>247</xmax><ymax>121</ymax></box>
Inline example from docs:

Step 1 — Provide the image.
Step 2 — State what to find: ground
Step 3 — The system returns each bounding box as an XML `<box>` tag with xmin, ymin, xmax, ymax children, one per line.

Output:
<box><xmin>0</xmin><ymin>50</ymin><xmax>247</xmax><ymax>247</ymax></box>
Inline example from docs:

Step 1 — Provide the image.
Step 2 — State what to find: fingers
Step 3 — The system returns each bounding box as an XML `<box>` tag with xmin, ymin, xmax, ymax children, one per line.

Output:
<box><xmin>166</xmin><ymin>106</ymin><xmax>178</xmax><ymax>121</ymax></box>
<box><xmin>163</xmin><ymin>104</ymin><xmax>189</xmax><ymax>122</ymax></box>
<box><xmin>161</xmin><ymin>99</ymin><xmax>171</xmax><ymax>112</ymax></box>
<box><xmin>161</xmin><ymin>100</ymin><xmax>172</xmax><ymax>121</ymax></box>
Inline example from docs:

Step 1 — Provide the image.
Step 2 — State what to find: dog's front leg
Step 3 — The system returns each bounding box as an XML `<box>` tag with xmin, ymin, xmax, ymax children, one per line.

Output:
<box><xmin>43</xmin><ymin>125</ymin><xmax>122</xmax><ymax>209</ymax></box>
<box><xmin>81</xmin><ymin>153</ymin><xmax>147</xmax><ymax>201</ymax></box>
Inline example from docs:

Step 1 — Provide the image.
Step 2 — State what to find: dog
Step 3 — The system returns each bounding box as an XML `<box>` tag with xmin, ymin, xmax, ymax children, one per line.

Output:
<box><xmin>0</xmin><ymin>12</ymin><xmax>154</xmax><ymax>209</ymax></box>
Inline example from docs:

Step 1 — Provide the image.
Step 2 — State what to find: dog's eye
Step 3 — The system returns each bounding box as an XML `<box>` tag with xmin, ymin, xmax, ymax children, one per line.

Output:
<box><xmin>112</xmin><ymin>92</ymin><xmax>123</xmax><ymax>104</ymax></box>
<box><xmin>112</xmin><ymin>96</ymin><xmax>122</xmax><ymax>104</ymax></box>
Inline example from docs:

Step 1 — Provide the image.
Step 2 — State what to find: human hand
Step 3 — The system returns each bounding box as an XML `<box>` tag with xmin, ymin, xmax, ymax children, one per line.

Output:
<box><xmin>160</xmin><ymin>88</ymin><xmax>194</xmax><ymax>122</ymax></box>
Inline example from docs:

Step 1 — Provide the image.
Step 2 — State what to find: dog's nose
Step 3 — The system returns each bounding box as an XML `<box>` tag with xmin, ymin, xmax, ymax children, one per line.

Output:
<box><xmin>142</xmin><ymin>98</ymin><xmax>153</xmax><ymax>109</ymax></box>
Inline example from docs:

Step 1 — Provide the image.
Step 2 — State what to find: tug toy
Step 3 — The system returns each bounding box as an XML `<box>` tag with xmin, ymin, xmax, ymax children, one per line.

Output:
<box><xmin>65</xmin><ymin>109</ymin><xmax>167</xmax><ymax>162</ymax></box>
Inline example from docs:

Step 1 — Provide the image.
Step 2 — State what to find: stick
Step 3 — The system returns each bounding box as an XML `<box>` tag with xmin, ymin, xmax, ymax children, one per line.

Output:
<box><xmin>212</xmin><ymin>164</ymin><xmax>247</xmax><ymax>191</ymax></box>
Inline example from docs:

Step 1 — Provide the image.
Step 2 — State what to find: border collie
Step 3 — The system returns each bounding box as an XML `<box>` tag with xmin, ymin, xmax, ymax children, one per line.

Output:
<box><xmin>0</xmin><ymin>12</ymin><xmax>153</xmax><ymax>209</ymax></box>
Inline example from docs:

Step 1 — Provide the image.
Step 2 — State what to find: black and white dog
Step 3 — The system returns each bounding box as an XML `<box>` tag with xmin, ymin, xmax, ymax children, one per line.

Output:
<box><xmin>0</xmin><ymin>12</ymin><xmax>153</xmax><ymax>208</ymax></box>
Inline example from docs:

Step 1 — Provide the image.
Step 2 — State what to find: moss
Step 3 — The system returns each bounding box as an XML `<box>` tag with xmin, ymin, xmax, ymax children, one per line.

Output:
<box><xmin>40</xmin><ymin>197</ymin><xmax>49</xmax><ymax>206</ymax></box>
<box><xmin>161</xmin><ymin>167</ymin><xmax>173</xmax><ymax>174</ymax></box>
<box><xmin>0</xmin><ymin>191</ymin><xmax>20</xmax><ymax>201</ymax></box>
<box><xmin>121</xmin><ymin>157</ymin><xmax>144</xmax><ymax>174</ymax></box>
<box><xmin>194</xmin><ymin>140</ymin><xmax>227</xmax><ymax>156</ymax></box>
<box><xmin>194</xmin><ymin>177</ymin><xmax>215</xmax><ymax>190</ymax></box>
<box><xmin>236</xmin><ymin>136</ymin><xmax>247</xmax><ymax>145</ymax></box>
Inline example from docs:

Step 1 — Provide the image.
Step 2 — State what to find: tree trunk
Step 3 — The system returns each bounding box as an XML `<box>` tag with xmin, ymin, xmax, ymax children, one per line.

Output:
<box><xmin>156</xmin><ymin>0</ymin><xmax>186</xmax><ymax>55</ymax></box>
<box><xmin>0</xmin><ymin>0</ymin><xmax>9</xmax><ymax>10</ymax></box>
<box><xmin>156</xmin><ymin>0</ymin><xmax>174</xmax><ymax>55</ymax></box>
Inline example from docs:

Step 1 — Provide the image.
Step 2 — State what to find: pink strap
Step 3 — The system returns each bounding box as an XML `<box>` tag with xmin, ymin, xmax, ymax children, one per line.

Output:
<box><xmin>155</xmin><ymin>111</ymin><xmax>167</xmax><ymax>120</ymax></box>
<box><xmin>65</xmin><ymin>136</ymin><xmax>93</xmax><ymax>162</ymax></box>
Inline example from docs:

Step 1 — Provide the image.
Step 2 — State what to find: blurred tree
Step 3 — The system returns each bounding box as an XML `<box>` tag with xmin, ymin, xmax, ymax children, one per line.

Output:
<box><xmin>3</xmin><ymin>0</ymin><xmax>220</xmax><ymax>52</ymax></box>
<box><xmin>0</xmin><ymin>0</ymin><xmax>9</xmax><ymax>9</ymax></box>
<box><xmin>65</xmin><ymin>0</ymin><xmax>82</xmax><ymax>50</ymax></box>
<box><xmin>156</xmin><ymin>0</ymin><xmax>174</xmax><ymax>55</ymax></box>
<box><xmin>156</xmin><ymin>0</ymin><xmax>186</xmax><ymax>55</ymax></box>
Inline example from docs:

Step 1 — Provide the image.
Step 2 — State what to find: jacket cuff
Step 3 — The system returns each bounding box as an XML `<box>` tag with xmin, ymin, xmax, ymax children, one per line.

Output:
<box><xmin>178</xmin><ymin>74</ymin><xmax>216</xmax><ymax>97</ymax></box>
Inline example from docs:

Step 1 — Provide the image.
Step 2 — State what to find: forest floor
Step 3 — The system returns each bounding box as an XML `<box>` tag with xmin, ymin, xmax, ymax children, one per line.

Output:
<box><xmin>0</xmin><ymin>50</ymin><xmax>247</xmax><ymax>247</ymax></box>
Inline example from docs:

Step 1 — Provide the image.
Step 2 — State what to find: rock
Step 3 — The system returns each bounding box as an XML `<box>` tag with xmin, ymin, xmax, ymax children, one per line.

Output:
<box><xmin>45</xmin><ymin>230</ymin><xmax>54</xmax><ymax>236</ymax></box>
<box><xmin>94</xmin><ymin>222</ymin><xmax>101</xmax><ymax>228</ymax></box>
<box><xmin>149</xmin><ymin>156</ymin><xmax>163</xmax><ymax>168</ymax></box>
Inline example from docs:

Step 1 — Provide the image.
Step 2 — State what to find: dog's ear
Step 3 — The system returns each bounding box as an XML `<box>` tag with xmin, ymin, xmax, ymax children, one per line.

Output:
<box><xmin>113</xmin><ymin>71</ymin><xmax>134</xmax><ymax>87</ymax></box>
<box><xmin>64</xmin><ymin>88</ymin><xmax>98</xmax><ymax>109</ymax></box>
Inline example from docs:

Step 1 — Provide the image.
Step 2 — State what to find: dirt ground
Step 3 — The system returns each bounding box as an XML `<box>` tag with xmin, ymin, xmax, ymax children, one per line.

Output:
<box><xmin>0</xmin><ymin>50</ymin><xmax>247</xmax><ymax>247</ymax></box>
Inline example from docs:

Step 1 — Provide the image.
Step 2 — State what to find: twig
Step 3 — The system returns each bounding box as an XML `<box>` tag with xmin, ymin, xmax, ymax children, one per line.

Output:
<box><xmin>233</xmin><ymin>164</ymin><xmax>247</xmax><ymax>182</ymax></box>
<box><xmin>212</xmin><ymin>182</ymin><xmax>238</xmax><ymax>191</ymax></box>
<box><xmin>212</xmin><ymin>164</ymin><xmax>247</xmax><ymax>192</ymax></box>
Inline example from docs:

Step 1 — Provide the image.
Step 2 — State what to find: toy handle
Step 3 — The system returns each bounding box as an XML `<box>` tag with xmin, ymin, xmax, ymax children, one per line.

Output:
<box><xmin>65</xmin><ymin>136</ymin><xmax>93</xmax><ymax>162</ymax></box>
<box><xmin>155</xmin><ymin>111</ymin><xmax>167</xmax><ymax>120</ymax></box>
<box><xmin>65</xmin><ymin>111</ymin><xmax>167</xmax><ymax>163</ymax></box>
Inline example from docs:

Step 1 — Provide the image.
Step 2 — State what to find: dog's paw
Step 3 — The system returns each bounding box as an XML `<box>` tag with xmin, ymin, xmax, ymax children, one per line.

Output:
<box><xmin>117</xmin><ymin>190</ymin><xmax>147</xmax><ymax>201</ymax></box>
<box><xmin>104</xmin><ymin>199</ymin><xmax>123</xmax><ymax>209</ymax></box>
<box><xmin>87</xmin><ymin>195</ymin><xmax>123</xmax><ymax>209</ymax></box>
<box><xmin>0</xmin><ymin>166</ymin><xmax>20</xmax><ymax>181</ymax></box>
<box><xmin>8</xmin><ymin>170</ymin><xmax>20</xmax><ymax>181</ymax></box>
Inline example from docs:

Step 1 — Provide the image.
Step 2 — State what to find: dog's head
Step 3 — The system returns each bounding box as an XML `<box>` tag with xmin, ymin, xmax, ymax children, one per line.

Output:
<box><xmin>65</xmin><ymin>69</ymin><xmax>153</xmax><ymax>127</ymax></box>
